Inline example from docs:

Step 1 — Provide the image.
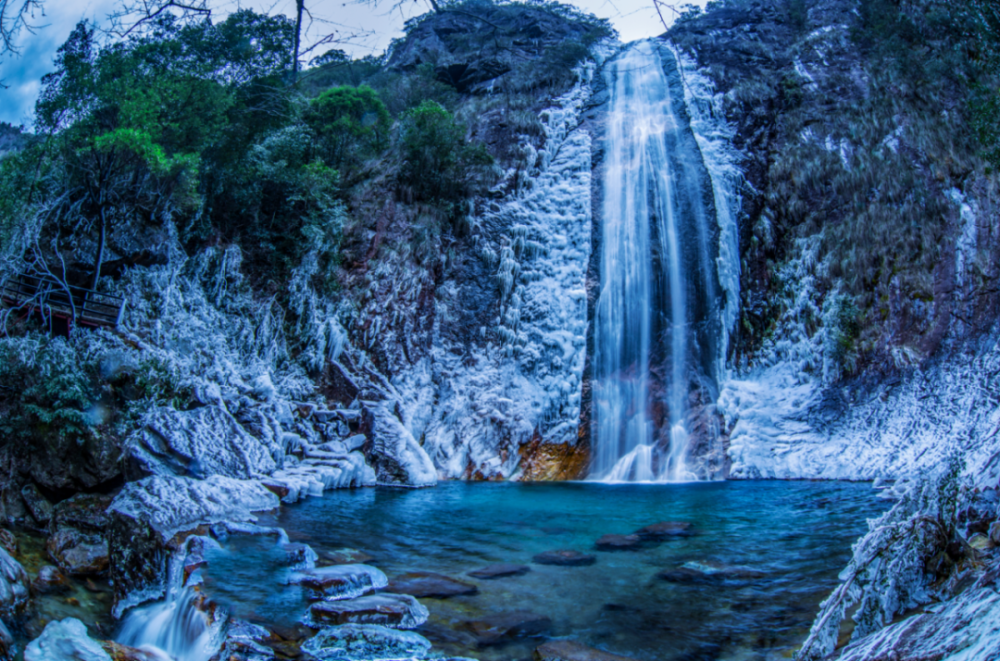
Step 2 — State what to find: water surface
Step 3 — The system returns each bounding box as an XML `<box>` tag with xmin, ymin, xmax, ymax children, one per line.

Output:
<box><xmin>203</xmin><ymin>481</ymin><xmax>882</xmax><ymax>661</ymax></box>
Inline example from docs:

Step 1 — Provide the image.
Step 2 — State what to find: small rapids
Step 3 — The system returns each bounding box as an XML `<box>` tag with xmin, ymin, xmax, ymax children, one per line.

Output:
<box><xmin>117</xmin><ymin>588</ymin><xmax>220</xmax><ymax>661</ymax></box>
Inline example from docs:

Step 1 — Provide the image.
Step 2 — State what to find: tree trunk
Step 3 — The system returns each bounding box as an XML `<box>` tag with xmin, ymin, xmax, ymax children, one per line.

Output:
<box><xmin>293</xmin><ymin>0</ymin><xmax>305</xmax><ymax>83</ymax></box>
<box><xmin>428</xmin><ymin>0</ymin><xmax>442</xmax><ymax>12</ymax></box>
<box><xmin>91</xmin><ymin>206</ymin><xmax>107</xmax><ymax>292</ymax></box>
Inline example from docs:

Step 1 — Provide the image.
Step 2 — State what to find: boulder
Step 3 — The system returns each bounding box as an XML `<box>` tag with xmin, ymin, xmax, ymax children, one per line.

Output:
<box><xmin>124</xmin><ymin>405</ymin><xmax>279</xmax><ymax>480</ymax></box>
<box><xmin>0</xmin><ymin>547</ymin><xmax>28</xmax><ymax>617</ymax></box>
<box><xmin>360</xmin><ymin>404</ymin><xmax>437</xmax><ymax>487</ymax></box>
<box><xmin>463</xmin><ymin>611</ymin><xmax>552</xmax><ymax>645</ymax></box>
<box><xmin>49</xmin><ymin>494</ymin><xmax>113</xmax><ymax>533</ymax></box>
<box><xmin>23</xmin><ymin>618</ymin><xmax>111</xmax><ymax>661</ymax></box>
<box><xmin>534</xmin><ymin>640</ymin><xmax>638</xmax><ymax>661</ymax></box>
<box><xmin>108</xmin><ymin>475</ymin><xmax>278</xmax><ymax>616</ymax></box>
<box><xmin>46</xmin><ymin>528</ymin><xmax>108</xmax><ymax>576</ymax></box>
<box><xmin>467</xmin><ymin>564</ymin><xmax>531</xmax><ymax>579</ymax></box>
<box><xmin>386</xmin><ymin>572</ymin><xmax>478</xmax><ymax>598</ymax></box>
<box><xmin>31</xmin><ymin>565</ymin><xmax>70</xmax><ymax>594</ymax></box>
<box><xmin>657</xmin><ymin>562</ymin><xmax>765</xmax><ymax>584</ymax></box>
<box><xmin>532</xmin><ymin>550</ymin><xmax>596</xmax><ymax>567</ymax></box>
<box><xmin>214</xmin><ymin>620</ymin><xmax>276</xmax><ymax>661</ymax></box>
<box><xmin>301</xmin><ymin>624</ymin><xmax>432</xmax><ymax>661</ymax></box>
<box><xmin>290</xmin><ymin>565</ymin><xmax>388</xmax><ymax>600</ymax></box>
<box><xmin>21</xmin><ymin>485</ymin><xmax>53</xmax><ymax>525</ymax></box>
<box><xmin>311</xmin><ymin>594</ymin><xmax>429</xmax><ymax>629</ymax></box>
<box><xmin>594</xmin><ymin>535</ymin><xmax>641</xmax><ymax>551</ymax></box>
<box><xmin>633</xmin><ymin>522</ymin><xmax>692</xmax><ymax>539</ymax></box>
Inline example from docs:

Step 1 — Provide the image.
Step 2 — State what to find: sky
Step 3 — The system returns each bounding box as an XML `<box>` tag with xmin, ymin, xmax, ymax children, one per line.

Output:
<box><xmin>0</xmin><ymin>0</ymin><xmax>708</xmax><ymax>127</ymax></box>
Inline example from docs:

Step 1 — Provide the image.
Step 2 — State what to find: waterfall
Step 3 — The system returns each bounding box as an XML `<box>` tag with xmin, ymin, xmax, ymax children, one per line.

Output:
<box><xmin>591</xmin><ymin>40</ymin><xmax>730</xmax><ymax>482</ymax></box>
<box><xmin>117</xmin><ymin>587</ymin><xmax>220</xmax><ymax>661</ymax></box>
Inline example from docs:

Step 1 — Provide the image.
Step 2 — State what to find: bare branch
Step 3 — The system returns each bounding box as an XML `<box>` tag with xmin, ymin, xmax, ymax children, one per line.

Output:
<box><xmin>105</xmin><ymin>0</ymin><xmax>212</xmax><ymax>39</ymax></box>
<box><xmin>0</xmin><ymin>0</ymin><xmax>44</xmax><ymax>57</ymax></box>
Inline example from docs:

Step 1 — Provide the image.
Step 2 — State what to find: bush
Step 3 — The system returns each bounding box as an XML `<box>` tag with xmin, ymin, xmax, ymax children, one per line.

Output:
<box><xmin>305</xmin><ymin>85</ymin><xmax>390</xmax><ymax>169</ymax></box>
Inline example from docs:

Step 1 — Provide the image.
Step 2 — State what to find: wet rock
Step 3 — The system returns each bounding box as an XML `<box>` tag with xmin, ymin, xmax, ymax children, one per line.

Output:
<box><xmin>290</xmin><ymin>564</ymin><xmax>388</xmax><ymax>600</ymax></box>
<box><xmin>108</xmin><ymin>475</ymin><xmax>278</xmax><ymax>616</ymax></box>
<box><xmin>360</xmin><ymin>404</ymin><xmax>437</xmax><ymax>488</ymax></box>
<box><xmin>50</xmin><ymin>494</ymin><xmax>113</xmax><ymax>534</ymax></box>
<box><xmin>534</xmin><ymin>640</ymin><xmax>638</xmax><ymax>661</ymax></box>
<box><xmin>311</xmin><ymin>593</ymin><xmax>429</xmax><ymax>629</ymax></box>
<box><xmin>0</xmin><ymin>620</ymin><xmax>12</xmax><ymax>661</ymax></box>
<box><xmin>99</xmin><ymin>641</ymin><xmax>163</xmax><ymax>661</ymax></box>
<box><xmin>990</xmin><ymin>521</ymin><xmax>1000</xmax><ymax>546</ymax></box>
<box><xmin>31</xmin><ymin>565</ymin><xmax>70</xmax><ymax>594</ymax></box>
<box><xmin>463</xmin><ymin>611</ymin><xmax>552</xmax><ymax>645</ymax></box>
<box><xmin>281</xmin><ymin>542</ymin><xmax>318</xmax><ymax>570</ymax></box>
<box><xmin>320</xmin><ymin>548</ymin><xmax>374</xmax><ymax>565</ymax></box>
<box><xmin>215</xmin><ymin>619</ymin><xmax>276</xmax><ymax>661</ymax></box>
<box><xmin>21</xmin><ymin>485</ymin><xmax>53</xmax><ymax>525</ymax></box>
<box><xmin>657</xmin><ymin>562</ymin><xmax>765</xmax><ymax>584</ymax></box>
<box><xmin>23</xmin><ymin>618</ymin><xmax>111</xmax><ymax>661</ymax></box>
<box><xmin>467</xmin><ymin>564</ymin><xmax>531</xmax><ymax>579</ymax></box>
<box><xmin>386</xmin><ymin>572</ymin><xmax>478</xmax><ymax>598</ymax></box>
<box><xmin>532</xmin><ymin>550</ymin><xmax>596</xmax><ymax>566</ymax></box>
<box><xmin>46</xmin><ymin>528</ymin><xmax>108</xmax><ymax>576</ymax></box>
<box><xmin>301</xmin><ymin>624</ymin><xmax>432</xmax><ymax>661</ymax></box>
<box><xmin>124</xmin><ymin>405</ymin><xmax>279</xmax><ymax>480</ymax></box>
<box><xmin>0</xmin><ymin>530</ymin><xmax>16</xmax><ymax>556</ymax></box>
<box><xmin>0</xmin><ymin>547</ymin><xmax>29</xmax><ymax>617</ymax></box>
<box><xmin>634</xmin><ymin>522</ymin><xmax>692</xmax><ymax>539</ymax></box>
<box><xmin>594</xmin><ymin>535</ymin><xmax>641</xmax><ymax>551</ymax></box>
<box><xmin>517</xmin><ymin>438</ymin><xmax>590</xmax><ymax>481</ymax></box>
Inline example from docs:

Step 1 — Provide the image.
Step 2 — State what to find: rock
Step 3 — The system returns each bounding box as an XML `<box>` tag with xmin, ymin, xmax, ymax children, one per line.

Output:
<box><xmin>301</xmin><ymin>624</ymin><xmax>432</xmax><ymax>661</ymax></box>
<box><xmin>360</xmin><ymin>404</ymin><xmax>437</xmax><ymax>487</ymax></box>
<box><xmin>386</xmin><ymin>572</ymin><xmax>478</xmax><ymax>598</ymax></box>
<box><xmin>594</xmin><ymin>535</ymin><xmax>641</xmax><ymax>551</ymax></box>
<box><xmin>23</xmin><ymin>618</ymin><xmax>111</xmax><ymax>661</ymax></box>
<box><xmin>108</xmin><ymin>475</ymin><xmax>278</xmax><ymax>616</ymax></box>
<box><xmin>290</xmin><ymin>564</ymin><xmax>388</xmax><ymax>600</ymax></box>
<box><xmin>311</xmin><ymin>593</ymin><xmax>429</xmax><ymax>629</ymax></box>
<box><xmin>0</xmin><ymin>547</ymin><xmax>29</xmax><ymax>617</ymax></box>
<box><xmin>990</xmin><ymin>521</ymin><xmax>1000</xmax><ymax>546</ymax></box>
<box><xmin>0</xmin><ymin>620</ymin><xmax>12</xmax><ymax>661</ymax></box>
<box><xmin>532</xmin><ymin>550</ymin><xmax>596</xmax><ymax>567</ymax></box>
<box><xmin>534</xmin><ymin>640</ymin><xmax>638</xmax><ymax>661</ymax></box>
<box><xmin>320</xmin><ymin>548</ymin><xmax>374</xmax><ymax>565</ymax></box>
<box><xmin>46</xmin><ymin>528</ymin><xmax>108</xmax><ymax>576</ymax></box>
<box><xmin>463</xmin><ymin>611</ymin><xmax>552</xmax><ymax>645</ymax></box>
<box><xmin>124</xmin><ymin>405</ymin><xmax>279</xmax><ymax>480</ymax></box>
<box><xmin>32</xmin><ymin>565</ymin><xmax>70</xmax><ymax>594</ymax></box>
<box><xmin>266</xmin><ymin>451</ymin><xmax>375</xmax><ymax>503</ymax></box>
<box><xmin>21</xmin><ymin>485</ymin><xmax>53</xmax><ymax>525</ymax></box>
<box><xmin>657</xmin><ymin>562</ymin><xmax>765</xmax><ymax>584</ymax></box>
<box><xmin>0</xmin><ymin>530</ymin><xmax>16</xmax><ymax>556</ymax></box>
<box><xmin>467</xmin><ymin>564</ymin><xmax>531</xmax><ymax>579</ymax></box>
<box><xmin>634</xmin><ymin>522</ymin><xmax>692</xmax><ymax>539</ymax></box>
<box><xmin>281</xmin><ymin>542</ymin><xmax>318</xmax><ymax>570</ymax></box>
<box><xmin>99</xmin><ymin>641</ymin><xmax>164</xmax><ymax>661</ymax></box>
<box><xmin>214</xmin><ymin>619</ymin><xmax>276</xmax><ymax>661</ymax></box>
<box><xmin>50</xmin><ymin>494</ymin><xmax>113</xmax><ymax>534</ymax></box>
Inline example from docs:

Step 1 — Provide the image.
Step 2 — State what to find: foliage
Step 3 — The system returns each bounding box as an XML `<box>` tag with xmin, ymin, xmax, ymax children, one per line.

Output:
<box><xmin>305</xmin><ymin>85</ymin><xmax>390</xmax><ymax>170</ymax></box>
<box><xmin>398</xmin><ymin>100</ymin><xmax>495</xmax><ymax>209</ymax></box>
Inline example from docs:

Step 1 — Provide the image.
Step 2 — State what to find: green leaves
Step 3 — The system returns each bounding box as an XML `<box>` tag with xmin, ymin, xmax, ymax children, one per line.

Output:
<box><xmin>305</xmin><ymin>85</ymin><xmax>390</xmax><ymax>168</ymax></box>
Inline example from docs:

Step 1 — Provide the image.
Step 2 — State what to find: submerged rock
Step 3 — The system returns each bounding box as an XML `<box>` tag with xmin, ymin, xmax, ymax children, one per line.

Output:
<box><xmin>463</xmin><ymin>611</ymin><xmax>552</xmax><ymax>645</ymax></box>
<box><xmin>320</xmin><ymin>548</ymin><xmax>374</xmax><ymax>566</ymax></box>
<box><xmin>23</xmin><ymin>618</ymin><xmax>111</xmax><ymax>661</ymax></box>
<box><xmin>310</xmin><ymin>593</ymin><xmax>429</xmax><ymax>629</ymax></box>
<box><xmin>634</xmin><ymin>522</ymin><xmax>692</xmax><ymax>539</ymax></box>
<box><xmin>290</xmin><ymin>564</ymin><xmax>388</xmax><ymax>600</ymax></box>
<box><xmin>657</xmin><ymin>562</ymin><xmax>765</xmax><ymax>584</ymax></box>
<box><xmin>108</xmin><ymin>475</ymin><xmax>278</xmax><ymax>615</ymax></box>
<box><xmin>467</xmin><ymin>564</ymin><xmax>531</xmax><ymax>579</ymax></box>
<box><xmin>301</xmin><ymin>624</ymin><xmax>432</xmax><ymax>661</ymax></box>
<box><xmin>31</xmin><ymin>565</ymin><xmax>70</xmax><ymax>594</ymax></box>
<box><xmin>594</xmin><ymin>535</ymin><xmax>641</xmax><ymax>551</ymax></box>
<box><xmin>360</xmin><ymin>404</ymin><xmax>437</xmax><ymax>488</ymax></box>
<box><xmin>0</xmin><ymin>547</ymin><xmax>28</xmax><ymax>617</ymax></box>
<box><xmin>124</xmin><ymin>405</ymin><xmax>279</xmax><ymax>480</ymax></box>
<box><xmin>534</xmin><ymin>640</ymin><xmax>638</xmax><ymax>661</ymax></box>
<box><xmin>532</xmin><ymin>550</ymin><xmax>596</xmax><ymax>567</ymax></box>
<box><xmin>386</xmin><ymin>572</ymin><xmax>478</xmax><ymax>598</ymax></box>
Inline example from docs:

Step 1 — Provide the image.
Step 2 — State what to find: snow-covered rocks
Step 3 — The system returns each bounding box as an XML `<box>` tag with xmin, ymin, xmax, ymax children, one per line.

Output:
<box><xmin>108</xmin><ymin>475</ymin><xmax>278</xmax><ymax>615</ymax></box>
<box><xmin>289</xmin><ymin>564</ymin><xmax>388</xmax><ymax>600</ymax></box>
<box><xmin>301</xmin><ymin>624</ymin><xmax>432</xmax><ymax>661</ymax></box>
<box><xmin>125</xmin><ymin>405</ymin><xmax>279</xmax><ymax>480</ymax></box>
<box><xmin>267</xmin><ymin>451</ymin><xmax>375</xmax><ymax>503</ymax></box>
<box><xmin>0</xmin><ymin>548</ymin><xmax>28</xmax><ymax>618</ymax></box>
<box><xmin>360</xmin><ymin>404</ymin><xmax>436</xmax><ymax>487</ymax></box>
<box><xmin>310</xmin><ymin>593</ymin><xmax>429</xmax><ymax>629</ymax></box>
<box><xmin>23</xmin><ymin>618</ymin><xmax>111</xmax><ymax>661</ymax></box>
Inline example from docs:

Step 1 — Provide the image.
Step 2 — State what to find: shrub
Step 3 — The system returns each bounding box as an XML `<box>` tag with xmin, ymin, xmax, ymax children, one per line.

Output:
<box><xmin>305</xmin><ymin>85</ymin><xmax>391</xmax><ymax>169</ymax></box>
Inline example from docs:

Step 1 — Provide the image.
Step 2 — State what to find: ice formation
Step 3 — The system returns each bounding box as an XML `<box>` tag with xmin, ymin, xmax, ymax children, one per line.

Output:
<box><xmin>289</xmin><ymin>564</ymin><xmax>389</xmax><ymax>601</ymax></box>
<box><xmin>301</xmin><ymin>624</ymin><xmax>433</xmax><ymax>661</ymax></box>
<box><xmin>23</xmin><ymin>618</ymin><xmax>111</xmax><ymax>661</ymax></box>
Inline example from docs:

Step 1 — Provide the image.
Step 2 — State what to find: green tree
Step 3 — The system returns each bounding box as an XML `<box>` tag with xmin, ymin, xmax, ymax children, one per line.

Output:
<box><xmin>305</xmin><ymin>85</ymin><xmax>390</xmax><ymax>169</ymax></box>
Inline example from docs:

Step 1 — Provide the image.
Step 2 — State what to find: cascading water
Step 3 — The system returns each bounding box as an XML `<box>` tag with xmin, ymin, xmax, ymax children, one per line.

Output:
<box><xmin>591</xmin><ymin>40</ymin><xmax>729</xmax><ymax>482</ymax></box>
<box><xmin>117</xmin><ymin>587</ymin><xmax>220</xmax><ymax>661</ymax></box>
